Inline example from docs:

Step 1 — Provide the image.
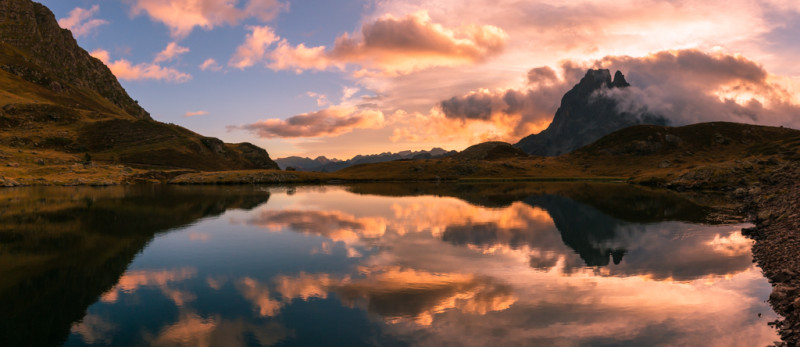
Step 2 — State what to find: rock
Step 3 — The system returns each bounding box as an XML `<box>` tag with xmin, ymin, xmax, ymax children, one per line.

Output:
<box><xmin>658</xmin><ymin>160</ymin><xmax>671</xmax><ymax>168</ymax></box>
<box><xmin>773</xmin><ymin>270</ymin><xmax>797</xmax><ymax>284</ymax></box>
<box><xmin>35</xmin><ymin>158</ymin><xmax>44</xmax><ymax>165</ymax></box>
<box><xmin>6</xmin><ymin>162</ymin><xmax>19</xmax><ymax>167</ymax></box>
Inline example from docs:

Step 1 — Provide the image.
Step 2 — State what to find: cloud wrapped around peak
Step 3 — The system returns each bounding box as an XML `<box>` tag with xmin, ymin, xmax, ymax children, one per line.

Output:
<box><xmin>240</xmin><ymin>106</ymin><xmax>385</xmax><ymax>138</ymax></box>
<box><xmin>229</xmin><ymin>11</ymin><xmax>508</xmax><ymax>75</ymax></box>
<box><xmin>130</xmin><ymin>0</ymin><xmax>288</xmax><ymax>38</ymax></box>
<box><xmin>433</xmin><ymin>49</ymin><xmax>800</xmax><ymax>143</ymax></box>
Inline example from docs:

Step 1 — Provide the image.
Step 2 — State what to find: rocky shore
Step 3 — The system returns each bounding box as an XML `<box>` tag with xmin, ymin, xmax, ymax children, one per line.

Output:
<box><xmin>742</xmin><ymin>161</ymin><xmax>800</xmax><ymax>346</ymax></box>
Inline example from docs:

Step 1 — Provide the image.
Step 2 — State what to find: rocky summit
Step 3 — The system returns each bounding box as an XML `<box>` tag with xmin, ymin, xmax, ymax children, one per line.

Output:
<box><xmin>514</xmin><ymin>69</ymin><xmax>667</xmax><ymax>156</ymax></box>
<box><xmin>0</xmin><ymin>0</ymin><xmax>279</xmax><ymax>171</ymax></box>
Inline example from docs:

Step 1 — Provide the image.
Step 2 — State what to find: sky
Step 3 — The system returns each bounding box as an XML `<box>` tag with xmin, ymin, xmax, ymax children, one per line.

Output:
<box><xmin>40</xmin><ymin>0</ymin><xmax>800</xmax><ymax>159</ymax></box>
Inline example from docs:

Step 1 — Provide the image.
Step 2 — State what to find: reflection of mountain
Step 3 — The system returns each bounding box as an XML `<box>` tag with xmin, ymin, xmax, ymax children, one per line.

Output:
<box><xmin>0</xmin><ymin>186</ymin><xmax>270</xmax><ymax>347</ymax></box>
<box><xmin>525</xmin><ymin>195</ymin><xmax>631</xmax><ymax>267</ymax></box>
<box><xmin>344</xmin><ymin>182</ymin><xmax>750</xmax><ymax>277</ymax></box>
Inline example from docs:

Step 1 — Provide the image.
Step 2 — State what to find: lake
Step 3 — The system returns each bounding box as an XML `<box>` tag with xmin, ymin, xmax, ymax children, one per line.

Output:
<box><xmin>0</xmin><ymin>183</ymin><xmax>779</xmax><ymax>346</ymax></box>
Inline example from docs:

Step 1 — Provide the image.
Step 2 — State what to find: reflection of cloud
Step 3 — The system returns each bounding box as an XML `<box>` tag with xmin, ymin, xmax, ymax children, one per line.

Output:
<box><xmin>707</xmin><ymin>231</ymin><xmax>752</xmax><ymax>256</ymax></box>
<box><xmin>244</xmin><ymin>209</ymin><xmax>387</xmax><ymax>242</ymax></box>
<box><xmin>237</xmin><ymin>277</ymin><xmax>282</xmax><ymax>316</ymax></box>
<box><xmin>150</xmin><ymin>313</ymin><xmax>216</xmax><ymax>347</ymax></box>
<box><xmin>101</xmin><ymin>268</ymin><xmax>197</xmax><ymax>306</ymax></box>
<box><xmin>188</xmin><ymin>232</ymin><xmax>210</xmax><ymax>241</ymax></box>
<box><xmin>148</xmin><ymin>312</ymin><xmax>289</xmax><ymax>347</ymax></box>
<box><xmin>242</xmin><ymin>267</ymin><xmax>515</xmax><ymax>326</ymax></box>
<box><xmin>71</xmin><ymin>314</ymin><xmax>116</xmax><ymax>345</ymax></box>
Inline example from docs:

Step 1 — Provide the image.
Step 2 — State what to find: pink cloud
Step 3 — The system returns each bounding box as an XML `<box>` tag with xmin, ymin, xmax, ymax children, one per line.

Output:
<box><xmin>228</xmin><ymin>11</ymin><xmax>507</xmax><ymax>75</ymax></box>
<box><xmin>228</xmin><ymin>25</ymin><xmax>279</xmax><ymax>69</ymax></box>
<box><xmin>58</xmin><ymin>5</ymin><xmax>109</xmax><ymax>37</ymax></box>
<box><xmin>199</xmin><ymin>58</ymin><xmax>223</xmax><ymax>71</ymax></box>
<box><xmin>130</xmin><ymin>0</ymin><xmax>288</xmax><ymax>39</ymax></box>
<box><xmin>240</xmin><ymin>106</ymin><xmax>385</xmax><ymax>138</ymax></box>
<box><xmin>154</xmin><ymin>42</ymin><xmax>190</xmax><ymax>63</ymax></box>
<box><xmin>90</xmin><ymin>49</ymin><xmax>192</xmax><ymax>83</ymax></box>
<box><xmin>185</xmin><ymin>110</ymin><xmax>208</xmax><ymax>117</ymax></box>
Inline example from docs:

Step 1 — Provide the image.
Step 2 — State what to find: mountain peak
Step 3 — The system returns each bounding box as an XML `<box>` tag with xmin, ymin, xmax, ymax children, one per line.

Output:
<box><xmin>514</xmin><ymin>68</ymin><xmax>666</xmax><ymax>156</ymax></box>
<box><xmin>612</xmin><ymin>70</ymin><xmax>630</xmax><ymax>88</ymax></box>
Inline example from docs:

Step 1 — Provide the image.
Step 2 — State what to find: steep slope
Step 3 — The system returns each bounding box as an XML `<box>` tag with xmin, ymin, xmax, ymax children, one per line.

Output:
<box><xmin>515</xmin><ymin>69</ymin><xmax>667</xmax><ymax>156</ymax></box>
<box><xmin>0</xmin><ymin>0</ymin><xmax>279</xmax><ymax>171</ymax></box>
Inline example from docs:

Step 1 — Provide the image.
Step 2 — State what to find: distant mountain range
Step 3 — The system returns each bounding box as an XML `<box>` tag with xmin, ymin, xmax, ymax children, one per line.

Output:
<box><xmin>514</xmin><ymin>69</ymin><xmax>668</xmax><ymax>156</ymax></box>
<box><xmin>276</xmin><ymin>148</ymin><xmax>456</xmax><ymax>171</ymax></box>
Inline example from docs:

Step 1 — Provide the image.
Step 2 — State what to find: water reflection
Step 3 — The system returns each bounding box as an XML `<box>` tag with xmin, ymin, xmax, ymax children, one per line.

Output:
<box><xmin>0</xmin><ymin>183</ymin><xmax>779</xmax><ymax>346</ymax></box>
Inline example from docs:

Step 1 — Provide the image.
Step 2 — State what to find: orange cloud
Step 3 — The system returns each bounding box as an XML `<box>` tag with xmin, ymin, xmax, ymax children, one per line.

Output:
<box><xmin>229</xmin><ymin>11</ymin><xmax>507</xmax><ymax>75</ymax></box>
<box><xmin>271</xmin><ymin>267</ymin><xmax>516</xmax><ymax>326</ymax></box>
<box><xmin>58</xmin><ymin>5</ymin><xmax>108</xmax><ymax>37</ymax></box>
<box><xmin>130</xmin><ymin>0</ymin><xmax>288</xmax><ymax>38</ymax></box>
<box><xmin>185</xmin><ymin>110</ymin><xmax>209</xmax><ymax>117</ymax></box>
<box><xmin>91</xmin><ymin>49</ymin><xmax>192</xmax><ymax>83</ymax></box>
<box><xmin>241</xmin><ymin>106</ymin><xmax>384</xmax><ymax>138</ymax></box>
<box><xmin>228</xmin><ymin>25</ymin><xmax>279</xmax><ymax>69</ymax></box>
<box><xmin>154</xmin><ymin>42</ymin><xmax>190</xmax><ymax>63</ymax></box>
<box><xmin>101</xmin><ymin>268</ymin><xmax>197</xmax><ymax>306</ymax></box>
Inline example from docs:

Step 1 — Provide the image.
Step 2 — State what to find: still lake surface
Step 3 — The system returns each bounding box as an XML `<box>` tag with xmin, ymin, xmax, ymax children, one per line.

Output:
<box><xmin>0</xmin><ymin>183</ymin><xmax>779</xmax><ymax>346</ymax></box>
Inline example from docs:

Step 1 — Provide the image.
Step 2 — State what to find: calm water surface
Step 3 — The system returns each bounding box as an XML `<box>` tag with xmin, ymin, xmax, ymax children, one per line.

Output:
<box><xmin>0</xmin><ymin>183</ymin><xmax>779</xmax><ymax>346</ymax></box>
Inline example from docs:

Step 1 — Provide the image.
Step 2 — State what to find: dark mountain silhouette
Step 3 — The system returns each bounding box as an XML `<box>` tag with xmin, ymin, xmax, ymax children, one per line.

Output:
<box><xmin>276</xmin><ymin>148</ymin><xmax>456</xmax><ymax>172</ymax></box>
<box><xmin>0</xmin><ymin>0</ymin><xmax>279</xmax><ymax>170</ymax></box>
<box><xmin>515</xmin><ymin>69</ymin><xmax>668</xmax><ymax>156</ymax></box>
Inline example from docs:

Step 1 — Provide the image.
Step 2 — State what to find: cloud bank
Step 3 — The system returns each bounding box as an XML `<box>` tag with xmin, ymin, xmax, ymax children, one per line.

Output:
<box><xmin>240</xmin><ymin>106</ymin><xmax>385</xmax><ymax>138</ymax></box>
<box><xmin>229</xmin><ymin>11</ymin><xmax>507</xmax><ymax>75</ymax></box>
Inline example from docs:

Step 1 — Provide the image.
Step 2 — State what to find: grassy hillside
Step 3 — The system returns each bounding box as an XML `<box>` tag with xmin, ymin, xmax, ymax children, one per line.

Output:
<box><xmin>0</xmin><ymin>0</ymin><xmax>279</xmax><ymax>174</ymax></box>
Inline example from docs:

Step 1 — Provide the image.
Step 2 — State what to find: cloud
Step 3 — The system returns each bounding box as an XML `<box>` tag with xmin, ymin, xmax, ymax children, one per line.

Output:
<box><xmin>239</xmin><ymin>106</ymin><xmax>385</xmax><ymax>138</ymax></box>
<box><xmin>228</xmin><ymin>25</ymin><xmax>279</xmax><ymax>69</ymax></box>
<box><xmin>58</xmin><ymin>5</ymin><xmax>109</xmax><ymax>38</ymax></box>
<box><xmin>199</xmin><ymin>58</ymin><xmax>223</xmax><ymax>72</ymax></box>
<box><xmin>154</xmin><ymin>42</ymin><xmax>190</xmax><ymax>63</ymax></box>
<box><xmin>185</xmin><ymin>110</ymin><xmax>208</xmax><ymax>117</ymax></box>
<box><xmin>593</xmin><ymin>49</ymin><xmax>800</xmax><ymax>127</ymax></box>
<box><xmin>306</xmin><ymin>92</ymin><xmax>329</xmax><ymax>106</ymax></box>
<box><xmin>228</xmin><ymin>11</ymin><xmax>507</xmax><ymax>75</ymax></box>
<box><xmin>130</xmin><ymin>0</ymin><xmax>288</xmax><ymax>39</ymax></box>
<box><xmin>91</xmin><ymin>49</ymin><xmax>192</xmax><ymax>83</ymax></box>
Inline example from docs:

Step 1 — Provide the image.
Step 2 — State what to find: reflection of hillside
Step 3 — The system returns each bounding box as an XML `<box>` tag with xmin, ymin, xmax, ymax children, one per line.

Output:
<box><xmin>344</xmin><ymin>182</ymin><xmax>729</xmax><ymax>224</ymax></box>
<box><xmin>0</xmin><ymin>186</ymin><xmax>270</xmax><ymax>347</ymax></box>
